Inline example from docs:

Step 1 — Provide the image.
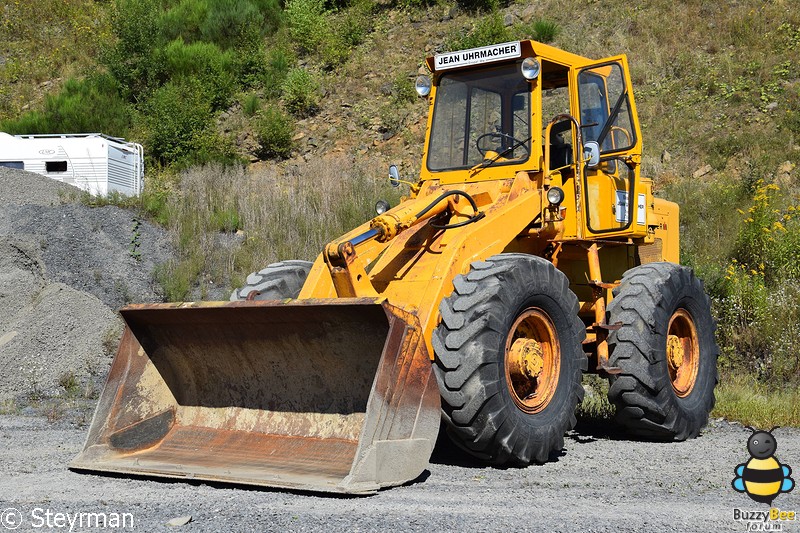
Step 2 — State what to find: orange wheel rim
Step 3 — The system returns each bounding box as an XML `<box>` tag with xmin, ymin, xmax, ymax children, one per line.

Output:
<box><xmin>667</xmin><ymin>308</ymin><xmax>700</xmax><ymax>397</ymax></box>
<box><xmin>504</xmin><ymin>308</ymin><xmax>560</xmax><ymax>414</ymax></box>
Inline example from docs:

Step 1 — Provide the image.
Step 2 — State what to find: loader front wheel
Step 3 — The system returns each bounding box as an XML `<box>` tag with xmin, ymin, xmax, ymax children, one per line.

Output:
<box><xmin>230</xmin><ymin>260</ymin><xmax>312</xmax><ymax>301</ymax></box>
<box><xmin>432</xmin><ymin>254</ymin><xmax>586</xmax><ymax>465</ymax></box>
<box><xmin>606</xmin><ymin>262</ymin><xmax>718</xmax><ymax>440</ymax></box>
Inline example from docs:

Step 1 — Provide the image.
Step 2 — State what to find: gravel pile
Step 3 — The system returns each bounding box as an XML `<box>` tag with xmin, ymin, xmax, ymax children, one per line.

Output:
<box><xmin>0</xmin><ymin>167</ymin><xmax>173</xmax><ymax>401</ymax></box>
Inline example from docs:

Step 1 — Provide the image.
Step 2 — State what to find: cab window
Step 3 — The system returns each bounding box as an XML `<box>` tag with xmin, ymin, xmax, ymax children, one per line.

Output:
<box><xmin>578</xmin><ymin>63</ymin><xmax>635</xmax><ymax>154</ymax></box>
<box><xmin>428</xmin><ymin>62</ymin><xmax>531</xmax><ymax>171</ymax></box>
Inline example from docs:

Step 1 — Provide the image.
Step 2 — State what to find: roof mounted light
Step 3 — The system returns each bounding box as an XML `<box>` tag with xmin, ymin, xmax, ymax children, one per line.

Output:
<box><xmin>415</xmin><ymin>75</ymin><xmax>431</xmax><ymax>97</ymax></box>
<box><xmin>521</xmin><ymin>57</ymin><xmax>540</xmax><ymax>80</ymax></box>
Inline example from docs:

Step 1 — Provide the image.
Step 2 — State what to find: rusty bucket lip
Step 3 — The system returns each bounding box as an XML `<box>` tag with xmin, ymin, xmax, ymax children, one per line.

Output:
<box><xmin>69</xmin><ymin>456</ymin><xmax>380</xmax><ymax>495</ymax></box>
<box><xmin>73</xmin><ymin>296</ymin><xmax>440</xmax><ymax>495</ymax></box>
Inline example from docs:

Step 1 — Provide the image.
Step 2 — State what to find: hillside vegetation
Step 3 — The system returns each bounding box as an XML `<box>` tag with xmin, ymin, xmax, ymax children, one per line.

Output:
<box><xmin>3</xmin><ymin>0</ymin><xmax>800</xmax><ymax>396</ymax></box>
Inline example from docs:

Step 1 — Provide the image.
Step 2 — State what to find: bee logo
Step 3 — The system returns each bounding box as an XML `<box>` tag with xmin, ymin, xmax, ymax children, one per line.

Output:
<box><xmin>732</xmin><ymin>426</ymin><xmax>795</xmax><ymax>505</ymax></box>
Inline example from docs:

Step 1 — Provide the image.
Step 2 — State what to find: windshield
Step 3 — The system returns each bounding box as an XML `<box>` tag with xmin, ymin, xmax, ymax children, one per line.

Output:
<box><xmin>427</xmin><ymin>62</ymin><xmax>531</xmax><ymax>171</ymax></box>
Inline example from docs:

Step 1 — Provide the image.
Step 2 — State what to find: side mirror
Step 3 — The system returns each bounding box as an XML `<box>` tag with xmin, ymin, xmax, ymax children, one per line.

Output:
<box><xmin>583</xmin><ymin>141</ymin><xmax>600</xmax><ymax>168</ymax></box>
<box><xmin>389</xmin><ymin>165</ymin><xmax>400</xmax><ymax>187</ymax></box>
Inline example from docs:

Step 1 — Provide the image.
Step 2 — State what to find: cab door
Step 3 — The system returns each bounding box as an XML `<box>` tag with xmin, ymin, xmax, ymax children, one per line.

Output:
<box><xmin>573</xmin><ymin>56</ymin><xmax>646</xmax><ymax>238</ymax></box>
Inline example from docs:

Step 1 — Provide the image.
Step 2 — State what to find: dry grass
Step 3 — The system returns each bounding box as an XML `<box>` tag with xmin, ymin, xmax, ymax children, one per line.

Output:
<box><xmin>157</xmin><ymin>154</ymin><xmax>401</xmax><ymax>300</ymax></box>
<box><xmin>713</xmin><ymin>373</ymin><xmax>800</xmax><ymax>428</ymax></box>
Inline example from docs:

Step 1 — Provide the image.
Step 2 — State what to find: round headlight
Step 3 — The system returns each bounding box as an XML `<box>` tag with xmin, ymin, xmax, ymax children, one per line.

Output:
<box><xmin>546</xmin><ymin>187</ymin><xmax>565</xmax><ymax>206</ymax></box>
<box><xmin>521</xmin><ymin>57</ymin><xmax>540</xmax><ymax>80</ymax></box>
<box><xmin>415</xmin><ymin>75</ymin><xmax>432</xmax><ymax>97</ymax></box>
<box><xmin>375</xmin><ymin>199</ymin><xmax>391</xmax><ymax>215</ymax></box>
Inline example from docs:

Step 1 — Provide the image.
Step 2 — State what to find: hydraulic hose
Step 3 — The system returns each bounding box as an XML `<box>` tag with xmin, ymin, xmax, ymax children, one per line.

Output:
<box><xmin>414</xmin><ymin>190</ymin><xmax>485</xmax><ymax>230</ymax></box>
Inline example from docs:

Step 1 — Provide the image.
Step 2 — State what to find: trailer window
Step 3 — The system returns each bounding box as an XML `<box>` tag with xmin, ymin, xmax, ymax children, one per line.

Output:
<box><xmin>45</xmin><ymin>161</ymin><xmax>68</xmax><ymax>172</ymax></box>
<box><xmin>0</xmin><ymin>161</ymin><xmax>24</xmax><ymax>170</ymax></box>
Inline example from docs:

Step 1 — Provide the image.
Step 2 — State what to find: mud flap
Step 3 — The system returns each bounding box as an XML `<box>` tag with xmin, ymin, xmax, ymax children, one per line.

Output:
<box><xmin>71</xmin><ymin>298</ymin><xmax>440</xmax><ymax>494</ymax></box>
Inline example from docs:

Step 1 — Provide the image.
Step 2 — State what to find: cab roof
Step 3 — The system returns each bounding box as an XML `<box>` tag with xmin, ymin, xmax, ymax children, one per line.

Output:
<box><xmin>425</xmin><ymin>40</ymin><xmax>593</xmax><ymax>74</ymax></box>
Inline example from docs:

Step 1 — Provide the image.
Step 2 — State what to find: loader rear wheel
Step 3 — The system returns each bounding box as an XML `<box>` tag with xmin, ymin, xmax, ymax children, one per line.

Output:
<box><xmin>230</xmin><ymin>260</ymin><xmax>312</xmax><ymax>301</ymax></box>
<box><xmin>606</xmin><ymin>262</ymin><xmax>718</xmax><ymax>440</ymax></box>
<box><xmin>432</xmin><ymin>254</ymin><xmax>586</xmax><ymax>465</ymax></box>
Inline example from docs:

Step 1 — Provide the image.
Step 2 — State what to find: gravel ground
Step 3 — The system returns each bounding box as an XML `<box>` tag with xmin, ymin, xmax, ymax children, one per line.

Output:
<box><xmin>1</xmin><ymin>169</ymin><xmax>798</xmax><ymax>532</ymax></box>
<box><xmin>0</xmin><ymin>415</ymin><xmax>797</xmax><ymax>532</ymax></box>
<box><xmin>0</xmin><ymin>167</ymin><xmax>171</xmax><ymax>401</ymax></box>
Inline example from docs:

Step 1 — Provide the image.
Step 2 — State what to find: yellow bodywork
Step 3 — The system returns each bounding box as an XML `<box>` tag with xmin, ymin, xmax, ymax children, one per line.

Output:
<box><xmin>73</xmin><ymin>39</ymin><xmax>681</xmax><ymax>494</ymax></box>
<box><xmin>301</xmin><ymin>39</ymin><xmax>680</xmax><ymax>366</ymax></box>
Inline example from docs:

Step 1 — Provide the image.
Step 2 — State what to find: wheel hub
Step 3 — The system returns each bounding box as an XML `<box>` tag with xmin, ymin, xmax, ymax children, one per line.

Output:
<box><xmin>667</xmin><ymin>308</ymin><xmax>700</xmax><ymax>398</ymax></box>
<box><xmin>508</xmin><ymin>338</ymin><xmax>544</xmax><ymax>379</ymax></box>
<box><xmin>504</xmin><ymin>308</ymin><xmax>560</xmax><ymax>414</ymax></box>
<box><xmin>667</xmin><ymin>335</ymin><xmax>684</xmax><ymax>369</ymax></box>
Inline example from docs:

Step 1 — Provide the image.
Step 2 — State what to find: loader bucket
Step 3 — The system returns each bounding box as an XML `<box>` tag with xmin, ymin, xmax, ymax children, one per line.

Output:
<box><xmin>71</xmin><ymin>298</ymin><xmax>440</xmax><ymax>494</ymax></box>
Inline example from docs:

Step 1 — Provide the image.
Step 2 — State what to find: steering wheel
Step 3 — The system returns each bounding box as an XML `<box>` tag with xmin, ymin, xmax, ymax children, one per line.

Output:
<box><xmin>476</xmin><ymin>132</ymin><xmax>528</xmax><ymax>158</ymax></box>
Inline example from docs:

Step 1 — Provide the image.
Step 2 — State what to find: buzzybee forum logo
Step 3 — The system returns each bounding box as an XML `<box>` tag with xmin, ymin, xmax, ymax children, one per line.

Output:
<box><xmin>732</xmin><ymin>427</ymin><xmax>795</xmax><ymax>505</ymax></box>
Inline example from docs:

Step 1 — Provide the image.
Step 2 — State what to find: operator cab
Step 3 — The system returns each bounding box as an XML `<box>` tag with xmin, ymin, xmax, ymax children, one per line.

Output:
<box><xmin>419</xmin><ymin>39</ymin><xmax>645</xmax><ymax>239</ymax></box>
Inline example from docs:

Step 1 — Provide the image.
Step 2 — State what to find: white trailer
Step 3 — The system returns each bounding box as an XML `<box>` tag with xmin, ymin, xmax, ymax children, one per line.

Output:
<box><xmin>0</xmin><ymin>132</ymin><xmax>144</xmax><ymax>196</ymax></box>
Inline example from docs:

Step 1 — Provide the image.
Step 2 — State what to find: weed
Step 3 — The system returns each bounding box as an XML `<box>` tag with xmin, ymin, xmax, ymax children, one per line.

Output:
<box><xmin>45</xmin><ymin>402</ymin><xmax>66</xmax><ymax>423</ymax></box>
<box><xmin>391</xmin><ymin>73</ymin><xmax>416</xmax><ymax>105</ymax></box>
<box><xmin>243</xmin><ymin>94</ymin><xmax>261</xmax><ymax>116</ymax></box>
<box><xmin>518</xmin><ymin>19</ymin><xmax>561</xmax><ymax>44</ymax></box>
<box><xmin>255</xmin><ymin>106</ymin><xmax>295</xmax><ymax>159</ymax></box>
<box><xmin>282</xmin><ymin>68</ymin><xmax>320</xmax><ymax>116</ymax></box>
<box><xmin>21</xmin><ymin>365</ymin><xmax>44</xmax><ymax>402</ymax></box>
<box><xmin>576</xmin><ymin>375</ymin><xmax>614</xmax><ymax>422</ymax></box>
<box><xmin>130</xmin><ymin>218</ymin><xmax>142</xmax><ymax>260</ymax></box>
<box><xmin>58</xmin><ymin>371</ymin><xmax>80</xmax><ymax>397</ymax></box>
<box><xmin>0</xmin><ymin>399</ymin><xmax>19</xmax><ymax>415</ymax></box>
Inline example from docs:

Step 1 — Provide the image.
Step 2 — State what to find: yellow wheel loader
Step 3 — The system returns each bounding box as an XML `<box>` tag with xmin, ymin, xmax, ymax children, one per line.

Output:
<box><xmin>72</xmin><ymin>40</ymin><xmax>718</xmax><ymax>493</ymax></box>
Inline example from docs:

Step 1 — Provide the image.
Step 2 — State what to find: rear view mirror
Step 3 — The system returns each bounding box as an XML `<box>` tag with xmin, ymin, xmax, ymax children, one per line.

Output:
<box><xmin>583</xmin><ymin>141</ymin><xmax>600</xmax><ymax>168</ymax></box>
<box><xmin>389</xmin><ymin>165</ymin><xmax>400</xmax><ymax>187</ymax></box>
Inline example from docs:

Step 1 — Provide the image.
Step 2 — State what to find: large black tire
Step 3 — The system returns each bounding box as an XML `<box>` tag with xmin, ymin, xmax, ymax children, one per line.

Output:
<box><xmin>607</xmin><ymin>262</ymin><xmax>718</xmax><ymax>440</ymax></box>
<box><xmin>230</xmin><ymin>260</ymin><xmax>312</xmax><ymax>301</ymax></box>
<box><xmin>432</xmin><ymin>254</ymin><xmax>587</xmax><ymax>465</ymax></box>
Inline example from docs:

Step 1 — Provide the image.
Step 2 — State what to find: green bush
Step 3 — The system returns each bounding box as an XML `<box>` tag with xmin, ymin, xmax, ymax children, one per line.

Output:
<box><xmin>319</xmin><ymin>35</ymin><xmax>351</xmax><ymax>69</ymax></box>
<box><xmin>263</xmin><ymin>46</ymin><xmax>294</xmax><ymax>97</ymax></box>
<box><xmin>1</xmin><ymin>75</ymin><xmax>132</xmax><ymax>136</ymax></box>
<box><xmin>162</xmin><ymin>38</ymin><xmax>237</xmax><ymax>110</ymax></box>
<box><xmin>103</xmin><ymin>0</ymin><xmax>164</xmax><ymax>100</ymax></box>
<box><xmin>285</xmin><ymin>0</ymin><xmax>327</xmax><ymax>54</ymax></box>
<box><xmin>337</xmin><ymin>0</ymin><xmax>373</xmax><ymax>47</ymax></box>
<box><xmin>391</xmin><ymin>73</ymin><xmax>416</xmax><ymax>105</ymax></box>
<box><xmin>255</xmin><ymin>106</ymin><xmax>294</xmax><ymax>159</ymax></box>
<box><xmin>160</xmin><ymin>0</ymin><xmax>283</xmax><ymax>49</ymax></box>
<box><xmin>711</xmin><ymin>180</ymin><xmax>800</xmax><ymax>383</ymax></box>
<box><xmin>140</xmin><ymin>80</ymin><xmax>220</xmax><ymax>167</ymax></box>
<box><xmin>282</xmin><ymin>68</ymin><xmax>320</xmax><ymax>116</ymax></box>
